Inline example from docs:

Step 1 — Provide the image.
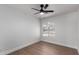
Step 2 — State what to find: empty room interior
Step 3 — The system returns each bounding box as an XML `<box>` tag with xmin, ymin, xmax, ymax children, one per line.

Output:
<box><xmin>0</xmin><ymin>4</ymin><xmax>79</xmax><ymax>55</ymax></box>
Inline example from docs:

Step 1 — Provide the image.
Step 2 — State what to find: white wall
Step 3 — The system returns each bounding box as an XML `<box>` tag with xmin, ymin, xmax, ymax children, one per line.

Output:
<box><xmin>77</xmin><ymin>10</ymin><xmax>79</xmax><ymax>52</ymax></box>
<box><xmin>0</xmin><ymin>5</ymin><xmax>40</xmax><ymax>54</ymax></box>
<box><xmin>41</xmin><ymin>11</ymin><xmax>78</xmax><ymax>49</ymax></box>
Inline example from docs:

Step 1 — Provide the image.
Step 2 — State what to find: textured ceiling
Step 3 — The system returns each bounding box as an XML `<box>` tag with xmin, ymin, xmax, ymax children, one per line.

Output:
<box><xmin>6</xmin><ymin>4</ymin><xmax>79</xmax><ymax>18</ymax></box>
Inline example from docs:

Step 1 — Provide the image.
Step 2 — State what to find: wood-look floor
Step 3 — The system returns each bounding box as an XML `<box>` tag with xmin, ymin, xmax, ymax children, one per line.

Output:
<box><xmin>9</xmin><ymin>41</ymin><xmax>78</xmax><ymax>55</ymax></box>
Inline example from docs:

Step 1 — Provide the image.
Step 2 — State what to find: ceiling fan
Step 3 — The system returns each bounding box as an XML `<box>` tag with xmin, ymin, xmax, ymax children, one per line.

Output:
<box><xmin>32</xmin><ymin>4</ymin><xmax>54</xmax><ymax>15</ymax></box>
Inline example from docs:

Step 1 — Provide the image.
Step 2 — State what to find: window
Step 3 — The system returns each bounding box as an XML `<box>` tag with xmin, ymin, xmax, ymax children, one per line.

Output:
<box><xmin>42</xmin><ymin>22</ymin><xmax>56</xmax><ymax>37</ymax></box>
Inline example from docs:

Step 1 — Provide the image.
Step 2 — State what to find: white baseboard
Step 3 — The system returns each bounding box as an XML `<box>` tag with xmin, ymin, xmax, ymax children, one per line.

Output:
<box><xmin>41</xmin><ymin>40</ymin><xmax>77</xmax><ymax>49</ymax></box>
<box><xmin>0</xmin><ymin>40</ymin><xmax>40</xmax><ymax>55</ymax></box>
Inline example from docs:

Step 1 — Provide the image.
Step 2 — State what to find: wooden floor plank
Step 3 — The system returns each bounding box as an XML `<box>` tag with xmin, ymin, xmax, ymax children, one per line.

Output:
<box><xmin>9</xmin><ymin>41</ymin><xmax>78</xmax><ymax>55</ymax></box>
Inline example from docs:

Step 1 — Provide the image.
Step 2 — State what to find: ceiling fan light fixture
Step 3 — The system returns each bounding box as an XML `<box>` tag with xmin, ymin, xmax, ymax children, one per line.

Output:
<box><xmin>32</xmin><ymin>4</ymin><xmax>54</xmax><ymax>15</ymax></box>
<box><xmin>40</xmin><ymin>12</ymin><xmax>44</xmax><ymax>15</ymax></box>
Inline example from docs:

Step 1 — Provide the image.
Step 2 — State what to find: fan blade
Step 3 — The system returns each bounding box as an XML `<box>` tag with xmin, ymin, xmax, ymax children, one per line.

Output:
<box><xmin>34</xmin><ymin>12</ymin><xmax>40</xmax><ymax>15</ymax></box>
<box><xmin>32</xmin><ymin>8</ymin><xmax>40</xmax><ymax>11</ymax></box>
<box><xmin>44</xmin><ymin>10</ymin><xmax>54</xmax><ymax>12</ymax></box>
